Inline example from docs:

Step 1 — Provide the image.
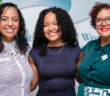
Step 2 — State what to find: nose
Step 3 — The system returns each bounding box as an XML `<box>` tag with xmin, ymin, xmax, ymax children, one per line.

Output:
<box><xmin>101</xmin><ymin>19</ymin><xmax>107</xmax><ymax>26</ymax></box>
<box><xmin>49</xmin><ymin>25</ymin><xmax>54</xmax><ymax>31</ymax></box>
<box><xmin>7</xmin><ymin>19</ymin><xmax>13</xmax><ymax>27</ymax></box>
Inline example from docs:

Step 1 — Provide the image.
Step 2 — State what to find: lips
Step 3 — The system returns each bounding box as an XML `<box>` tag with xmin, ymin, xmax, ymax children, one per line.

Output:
<box><xmin>101</xmin><ymin>28</ymin><xmax>109</xmax><ymax>32</ymax></box>
<box><xmin>48</xmin><ymin>32</ymin><xmax>57</xmax><ymax>36</ymax></box>
<box><xmin>49</xmin><ymin>32</ymin><xmax>56</xmax><ymax>36</ymax></box>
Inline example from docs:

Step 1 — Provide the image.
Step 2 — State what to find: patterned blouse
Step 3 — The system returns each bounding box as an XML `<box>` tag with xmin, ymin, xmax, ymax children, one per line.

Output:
<box><xmin>0</xmin><ymin>40</ymin><xmax>33</xmax><ymax>96</ymax></box>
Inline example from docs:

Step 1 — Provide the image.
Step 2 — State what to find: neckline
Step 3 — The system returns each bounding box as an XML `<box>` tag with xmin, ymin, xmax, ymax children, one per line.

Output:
<box><xmin>3</xmin><ymin>40</ymin><xmax>15</xmax><ymax>46</ymax></box>
<box><xmin>47</xmin><ymin>43</ymin><xmax>69</xmax><ymax>48</ymax></box>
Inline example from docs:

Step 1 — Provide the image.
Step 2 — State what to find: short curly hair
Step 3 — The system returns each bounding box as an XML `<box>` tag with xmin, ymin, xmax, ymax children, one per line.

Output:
<box><xmin>89</xmin><ymin>2</ymin><xmax>110</xmax><ymax>29</ymax></box>
<box><xmin>33</xmin><ymin>7</ymin><xmax>79</xmax><ymax>57</ymax></box>
<box><xmin>0</xmin><ymin>2</ymin><xmax>29</xmax><ymax>54</ymax></box>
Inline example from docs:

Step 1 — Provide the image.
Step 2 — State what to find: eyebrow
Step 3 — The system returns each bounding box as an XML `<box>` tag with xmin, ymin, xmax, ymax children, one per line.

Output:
<box><xmin>44</xmin><ymin>20</ymin><xmax>57</xmax><ymax>24</ymax></box>
<box><xmin>1</xmin><ymin>16</ymin><xmax>19</xmax><ymax>18</ymax></box>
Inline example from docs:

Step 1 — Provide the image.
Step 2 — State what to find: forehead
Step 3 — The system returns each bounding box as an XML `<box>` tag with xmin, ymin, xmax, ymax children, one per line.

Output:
<box><xmin>97</xmin><ymin>8</ymin><xmax>110</xmax><ymax>18</ymax></box>
<box><xmin>1</xmin><ymin>7</ymin><xmax>18</xmax><ymax>17</ymax></box>
<box><xmin>44</xmin><ymin>12</ymin><xmax>57</xmax><ymax>21</ymax></box>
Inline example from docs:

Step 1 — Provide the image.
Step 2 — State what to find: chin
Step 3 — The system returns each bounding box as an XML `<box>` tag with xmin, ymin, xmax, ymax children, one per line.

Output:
<box><xmin>47</xmin><ymin>37</ymin><xmax>57</xmax><ymax>41</ymax></box>
<box><xmin>100</xmin><ymin>35</ymin><xmax>110</xmax><ymax>38</ymax></box>
<box><xmin>48</xmin><ymin>39</ymin><xmax>57</xmax><ymax>42</ymax></box>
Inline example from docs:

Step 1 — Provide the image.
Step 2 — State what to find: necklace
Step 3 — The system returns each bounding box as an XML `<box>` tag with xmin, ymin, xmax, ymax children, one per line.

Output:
<box><xmin>47</xmin><ymin>45</ymin><xmax>64</xmax><ymax>54</ymax></box>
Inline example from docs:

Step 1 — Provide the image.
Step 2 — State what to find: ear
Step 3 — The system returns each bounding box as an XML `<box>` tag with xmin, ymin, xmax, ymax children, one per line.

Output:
<box><xmin>58</xmin><ymin>26</ymin><xmax>62</xmax><ymax>31</ymax></box>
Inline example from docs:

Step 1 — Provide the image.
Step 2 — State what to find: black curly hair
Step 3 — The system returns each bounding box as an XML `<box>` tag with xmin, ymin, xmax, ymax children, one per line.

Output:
<box><xmin>0</xmin><ymin>2</ymin><xmax>29</xmax><ymax>54</ymax></box>
<box><xmin>33</xmin><ymin>7</ymin><xmax>79</xmax><ymax>57</ymax></box>
<box><xmin>89</xmin><ymin>2</ymin><xmax>110</xmax><ymax>29</ymax></box>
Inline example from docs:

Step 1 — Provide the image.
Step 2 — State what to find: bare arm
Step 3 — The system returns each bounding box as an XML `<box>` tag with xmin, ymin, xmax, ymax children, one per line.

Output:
<box><xmin>28</xmin><ymin>54</ymin><xmax>39</xmax><ymax>91</ymax></box>
<box><xmin>75</xmin><ymin>51</ymin><xmax>83</xmax><ymax>84</ymax></box>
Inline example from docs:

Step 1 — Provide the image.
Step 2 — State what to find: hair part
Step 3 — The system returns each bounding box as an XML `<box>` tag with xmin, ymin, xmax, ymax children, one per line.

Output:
<box><xmin>89</xmin><ymin>2</ymin><xmax>110</xmax><ymax>29</ymax></box>
<box><xmin>0</xmin><ymin>2</ymin><xmax>29</xmax><ymax>54</ymax></box>
<box><xmin>33</xmin><ymin>7</ymin><xmax>79</xmax><ymax>57</ymax></box>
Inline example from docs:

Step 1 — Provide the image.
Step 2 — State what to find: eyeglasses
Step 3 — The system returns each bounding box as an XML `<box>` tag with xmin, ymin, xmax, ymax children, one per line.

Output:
<box><xmin>95</xmin><ymin>16</ymin><xmax>110</xmax><ymax>25</ymax></box>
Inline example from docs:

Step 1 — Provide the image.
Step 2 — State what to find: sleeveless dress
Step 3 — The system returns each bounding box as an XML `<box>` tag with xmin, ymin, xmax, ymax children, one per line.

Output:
<box><xmin>30</xmin><ymin>44</ymin><xmax>81</xmax><ymax>96</ymax></box>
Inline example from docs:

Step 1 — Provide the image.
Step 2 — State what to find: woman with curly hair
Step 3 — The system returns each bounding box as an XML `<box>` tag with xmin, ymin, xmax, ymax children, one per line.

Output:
<box><xmin>77</xmin><ymin>2</ymin><xmax>110</xmax><ymax>96</ymax></box>
<box><xmin>29</xmin><ymin>7</ymin><xmax>82</xmax><ymax>96</ymax></box>
<box><xmin>0</xmin><ymin>2</ymin><xmax>33</xmax><ymax>96</ymax></box>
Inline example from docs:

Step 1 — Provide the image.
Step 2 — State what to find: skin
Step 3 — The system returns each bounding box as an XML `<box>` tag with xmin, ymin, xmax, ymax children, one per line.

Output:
<box><xmin>29</xmin><ymin>12</ymin><xmax>83</xmax><ymax>91</ymax></box>
<box><xmin>29</xmin><ymin>54</ymin><xmax>39</xmax><ymax>91</ymax></box>
<box><xmin>75</xmin><ymin>51</ymin><xmax>83</xmax><ymax>83</ymax></box>
<box><xmin>96</xmin><ymin>8</ymin><xmax>110</xmax><ymax>46</ymax></box>
<box><xmin>0</xmin><ymin>7</ymin><xmax>19</xmax><ymax>43</ymax></box>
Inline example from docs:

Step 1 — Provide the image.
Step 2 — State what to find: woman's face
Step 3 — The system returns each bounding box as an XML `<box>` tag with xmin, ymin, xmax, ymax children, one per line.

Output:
<box><xmin>0</xmin><ymin>7</ymin><xmax>19</xmax><ymax>42</ymax></box>
<box><xmin>96</xmin><ymin>8</ymin><xmax>110</xmax><ymax>39</ymax></box>
<box><xmin>43</xmin><ymin>12</ymin><xmax>63</xmax><ymax>43</ymax></box>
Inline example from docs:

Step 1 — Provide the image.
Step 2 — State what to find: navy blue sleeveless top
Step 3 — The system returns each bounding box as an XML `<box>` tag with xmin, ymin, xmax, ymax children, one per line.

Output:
<box><xmin>30</xmin><ymin>44</ymin><xmax>81</xmax><ymax>92</ymax></box>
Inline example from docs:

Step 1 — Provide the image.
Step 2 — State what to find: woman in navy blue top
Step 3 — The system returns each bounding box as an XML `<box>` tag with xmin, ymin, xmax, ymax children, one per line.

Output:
<box><xmin>29</xmin><ymin>7</ymin><xmax>83</xmax><ymax>96</ymax></box>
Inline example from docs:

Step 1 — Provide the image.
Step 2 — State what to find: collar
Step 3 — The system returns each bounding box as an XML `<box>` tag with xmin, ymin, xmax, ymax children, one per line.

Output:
<box><xmin>103</xmin><ymin>42</ymin><xmax>110</xmax><ymax>53</ymax></box>
<box><xmin>94</xmin><ymin>38</ymin><xmax>101</xmax><ymax>50</ymax></box>
<box><xmin>94</xmin><ymin>38</ymin><xmax>110</xmax><ymax>53</ymax></box>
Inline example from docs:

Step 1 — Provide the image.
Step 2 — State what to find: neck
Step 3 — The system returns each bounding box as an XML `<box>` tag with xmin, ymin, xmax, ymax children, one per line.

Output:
<box><xmin>1</xmin><ymin>36</ymin><xmax>13</xmax><ymax>43</ymax></box>
<box><xmin>100</xmin><ymin>37</ymin><xmax>110</xmax><ymax>46</ymax></box>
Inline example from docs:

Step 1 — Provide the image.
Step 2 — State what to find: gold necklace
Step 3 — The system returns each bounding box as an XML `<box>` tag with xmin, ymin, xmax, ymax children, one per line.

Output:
<box><xmin>47</xmin><ymin>45</ymin><xmax>64</xmax><ymax>54</ymax></box>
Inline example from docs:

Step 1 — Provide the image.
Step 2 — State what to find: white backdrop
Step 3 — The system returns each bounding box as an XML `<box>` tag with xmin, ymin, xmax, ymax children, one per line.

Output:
<box><xmin>2</xmin><ymin>0</ymin><xmax>110</xmax><ymax>96</ymax></box>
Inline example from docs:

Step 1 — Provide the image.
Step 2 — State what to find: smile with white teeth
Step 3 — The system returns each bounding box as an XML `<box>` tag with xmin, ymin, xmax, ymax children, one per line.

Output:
<box><xmin>48</xmin><ymin>32</ymin><xmax>56</xmax><ymax>36</ymax></box>
<box><xmin>101</xmin><ymin>29</ymin><xmax>109</xmax><ymax>30</ymax></box>
<box><xmin>6</xmin><ymin>29</ymin><xmax>14</xmax><ymax>32</ymax></box>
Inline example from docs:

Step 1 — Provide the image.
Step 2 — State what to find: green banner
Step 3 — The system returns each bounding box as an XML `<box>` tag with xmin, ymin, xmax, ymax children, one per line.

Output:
<box><xmin>0</xmin><ymin>0</ymin><xmax>2</xmax><ymax>4</ymax></box>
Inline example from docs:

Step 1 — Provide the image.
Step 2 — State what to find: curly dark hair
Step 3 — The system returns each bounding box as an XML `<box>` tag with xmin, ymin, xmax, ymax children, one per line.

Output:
<box><xmin>89</xmin><ymin>2</ymin><xmax>110</xmax><ymax>29</ymax></box>
<box><xmin>33</xmin><ymin>7</ymin><xmax>79</xmax><ymax>57</ymax></box>
<box><xmin>0</xmin><ymin>2</ymin><xmax>29</xmax><ymax>54</ymax></box>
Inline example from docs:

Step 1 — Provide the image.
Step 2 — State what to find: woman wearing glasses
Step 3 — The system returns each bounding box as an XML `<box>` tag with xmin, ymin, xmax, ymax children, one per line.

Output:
<box><xmin>77</xmin><ymin>2</ymin><xmax>110</xmax><ymax>96</ymax></box>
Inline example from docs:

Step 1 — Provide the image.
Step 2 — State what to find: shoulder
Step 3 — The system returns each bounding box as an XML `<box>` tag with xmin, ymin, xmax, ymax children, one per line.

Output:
<box><xmin>30</xmin><ymin>48</ymin><xmax>39</xmax><ymax>54</ymax></box>
<box><xmin>29</xmin><ymin>48</ymin><xmax>40</xmax><ymax>57</ymax></box>
<box><xmin>66</xmin><ymin>44</ymin><xmax>82</xmax><ymax>58</ymax></box>
<box><xmin>82</xmin><ymin>39</ymin><xmax>98</xmax><ymax>53</ymax></box>
<box><xmin>86</xmin><ymin>39</ymin><xmax>97</xmax><ymax>45</ymax></box>
<box><xmin>29</xmin><ymin>48</ymin><xmax>40</xmax><ymax>64</ymax></box>
<box><xmin>67</xmin><ymin>44</ymin><xmax>81</xmax><ymax>52</ymax></box>
<box><xmin>74</xmin><ymin>45</ymin><xmax>81</xmax><ymax>51</ymax></box>
<box><xmin>83</xmin><ymin>39</ymin><xmax>98</xmax><ymax>48</ymax></box>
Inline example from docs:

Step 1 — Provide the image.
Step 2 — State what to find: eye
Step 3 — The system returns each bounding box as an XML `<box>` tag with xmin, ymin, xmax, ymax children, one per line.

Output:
<box><xmin>44</xmin><ymin>25</ymin><xmax>48</xmax><ymax>27</ymax></box>
<box><xmin>1</xmin><ymin>18</ymin><xmax>7</xmax><ymax>21</ymax></box>
<box><xmin>106</xmin><ymin>17</ymin><xmax>110</xmax><ymax>20</ymax></box>
<box><xmin>54</xmin><ymin>23</ymin><xmax>58</xmax><ymax>25</ymax></box>
<box><xmin>96</xmin><ymin>18</ymin><xmax>102</xmax><ymax>22</ymax></box>
<box><xmin>13</xmin><ymin>19</ymin><xmax>19</xmax><ymax>22</ymax></box>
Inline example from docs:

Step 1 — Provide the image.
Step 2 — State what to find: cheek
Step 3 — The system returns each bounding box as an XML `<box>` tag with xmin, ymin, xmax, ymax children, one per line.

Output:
<box><xmin>59</xmin><ymin>31</ymin><xmax>63</xmax><ymax>37</ymax></box>
<box><xmin>44</xmin><ymin>32</ymin><xmax>48</xmax><ymax>37</ymax></box>
<box><xmin>0</xmin><ymin>22</ymin><xmax>5</xmax><ymax>28</ymax></box>
<box><xmin>13</xmin><ymin>20</ymin><xmax>19</xmax><ymax>29</ymax></box>
<box><xmin>15</xmin><ymin>23</ymin><xmax>19</xmax><ymax>29</ymax></box>
<box><xmin>96</xmin><ymin>25</ymin><xmax>100</xmax><ymax>31</ymax></box>
<box><xmin>43</xmin><ymin>27</ymin><xmax>48</xmax><ymax>33</ymax></box>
